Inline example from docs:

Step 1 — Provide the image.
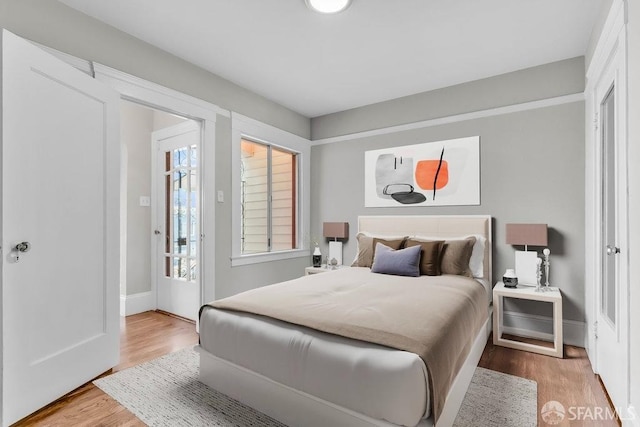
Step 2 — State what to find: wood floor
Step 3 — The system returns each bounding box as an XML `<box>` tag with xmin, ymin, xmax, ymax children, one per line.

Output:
<box><xmin>14</xmin><ymin>311</ymin><xmax>616</xmax><ymax>426</ymax></box>
<box><xmin>479</xmin><ymin>336</ymin><xmax>619</xmax><ymax>427</ymax></box>
<box><xmin>14</xmin><ymin>311</ymin><xmax>199</xmax><ymax>427</ymax></box>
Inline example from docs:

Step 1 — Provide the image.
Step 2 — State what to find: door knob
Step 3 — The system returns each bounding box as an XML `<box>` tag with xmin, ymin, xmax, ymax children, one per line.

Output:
<box><xmin>606</xmin><ymin>245</ymin><xmax>620</xmax><ymax>256</ymax></box>
<box><xmin>154</xmin><ymin>230</ymin><xmax>161</xmax><ymax>235</ymax></box>
<box><xmin>15</xmin><ymin>242</ymin><xmax>30</xmax><ymax>252</ymax></box>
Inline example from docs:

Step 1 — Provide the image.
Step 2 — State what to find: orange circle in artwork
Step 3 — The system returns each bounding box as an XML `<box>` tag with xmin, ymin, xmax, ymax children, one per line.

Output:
<box><xmin>415</xmin><ymin>160</ymin><xmax>449</xmax><ymax>190</ymax></box>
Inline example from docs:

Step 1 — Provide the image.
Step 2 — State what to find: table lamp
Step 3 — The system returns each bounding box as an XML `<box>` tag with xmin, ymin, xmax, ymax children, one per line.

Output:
<box><xmin>506</xmin><ymin>223</ymin><xmax>548</xmax><ymax>285</ymax></box>
<box><xmin>323</xmin><ymin>222</ymin><xmax>349</xmax><ymax>266</ymax></box>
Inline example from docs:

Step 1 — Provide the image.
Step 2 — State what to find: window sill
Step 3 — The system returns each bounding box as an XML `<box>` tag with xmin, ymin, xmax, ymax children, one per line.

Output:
<box><xmin>231</xmin><ymin>249</ymin><xmax>311</xmax><ymax>267</ymax></box>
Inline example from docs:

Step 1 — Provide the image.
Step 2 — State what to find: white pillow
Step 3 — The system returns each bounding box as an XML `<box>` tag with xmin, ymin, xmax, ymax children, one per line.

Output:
<box><xmin>411</xmin><ymin>234</ymin><xmax>486</xmax><ymax>278</ymax></box>
<box><xmin>468</xmin><ymin>235</ymin><xmax>486</xmax><ymax>278</ymax></box>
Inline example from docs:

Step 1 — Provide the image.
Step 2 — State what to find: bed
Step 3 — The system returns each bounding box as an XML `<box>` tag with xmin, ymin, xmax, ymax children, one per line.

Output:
<box><xmin>197</xmin><ymin>215</ymin><xmax>492</xmax><ymax>427</ymax></box>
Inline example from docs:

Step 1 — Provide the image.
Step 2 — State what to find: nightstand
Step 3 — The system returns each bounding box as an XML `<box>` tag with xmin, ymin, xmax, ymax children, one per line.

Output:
<box><xmin>305</xmin><ymin>266</ymin><xmax>329</xmax><ymax>275</ymax></box>
<box><xmin>305</xmin><ymin>266</ymin><xmax>344</xmax><ymax>275</ymax></box>
<box><xmin>493</xmin><ymin>281</ymin><xmax>563</xmax><ymax>358</ymax></box>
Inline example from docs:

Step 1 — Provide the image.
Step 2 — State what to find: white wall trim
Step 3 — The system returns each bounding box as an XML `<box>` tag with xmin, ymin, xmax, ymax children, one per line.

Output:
<box><xmin>30</xmin><ymin>41</ymin><xmax>93</xmax><ymax>76</ymax></box>
<box><xmin>120</xmin><ymin>292</ymin><xmax>155</xmax><ymax>317</ymax></box>
<box><xmin>586</xmin><ymin>0</ymin><xmax>626</xmax><ymax>84</ymax></box>
<box><xmin>93</xmin><ymin>63</ymin><xmax>228</xmax><ymax>120</ymax></box>
<box><xmin>310</xmin><ymin>92</ymin><xmax>584</xmax><ymax>145</ymax></box>
<box><xmin>230</xmin><ymin>112</ymin><xmax>312</xmax><ymax>267</ymax></box>
<box><xmin>502</xmin><ymin>310</ymin><xmax>586</xmax><ymax>348</ymax></box>
<box><xmin>96</xmin><ymin>65</ymin><xmax>220</xmax><ymax>307</ymax></box>
<box><xmin>231</xmin><ymin>249</ymin><xmax>311</xmax><ymax>267</ymax></box>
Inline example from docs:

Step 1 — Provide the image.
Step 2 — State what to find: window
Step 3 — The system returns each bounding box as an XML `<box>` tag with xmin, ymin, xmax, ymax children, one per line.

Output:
<box><xmin>241</xmin><ymin>138</ymin><xmax>298</xmax><ymax>254</ymax></box>
<box><xmin>231</xmin><ymin>113</ymin><xmax>310</xmax><ymax>266</ymax></box>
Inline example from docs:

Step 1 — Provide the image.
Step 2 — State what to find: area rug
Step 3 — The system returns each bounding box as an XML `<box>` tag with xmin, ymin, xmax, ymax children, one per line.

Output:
<box><xmin>94</xmin><ymin>348</ymin><xmax>537</xmax><ymax>427</ymax></box>
<box><xmin>453</xmin><ymin>366</ymin><xmax>537</xmax><ymax>427</ymax></box>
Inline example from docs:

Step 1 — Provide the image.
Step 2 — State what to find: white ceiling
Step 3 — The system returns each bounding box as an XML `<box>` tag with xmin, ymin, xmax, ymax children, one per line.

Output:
<box><xmin>59</xmin><ymin>0</ymin><xmax>603</xmax><ymax>118</ymax></box>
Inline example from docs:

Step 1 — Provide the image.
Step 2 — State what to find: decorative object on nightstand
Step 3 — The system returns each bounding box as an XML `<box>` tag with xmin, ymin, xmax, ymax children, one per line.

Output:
<box><xmin>506</xmin><ymin>223</ymin><xmax>548</xmax><ymax>285</ymax></box>
<box><xmin>312</xmin><ymin>245</ymin><xmax>322</xmax><ymax>268</ymax></box>
<box><xmin>329</xmin><ymin>257</ymin><xmax>338</xmax><ymax>269</ymax></box>
<box><xmin>543</xmin><ymin>248</ymin><xmax>551</xmax><ymax>290</ymax></box>
<box><xmin>323</xmin><ymin>222</ymin><xmax>349</xmax><ymax>266</ymax></box>
<box><xmin>535</xmin><ymin>257</ymin><xmax>543</xmax><ymax>292</ymax></box>
<box><xmin>502</xmin><ymin>269</ymin><xmax>518</xmax><ymax>288</ymax></box>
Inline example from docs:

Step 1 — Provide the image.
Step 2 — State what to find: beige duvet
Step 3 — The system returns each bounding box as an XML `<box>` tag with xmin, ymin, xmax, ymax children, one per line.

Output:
<box><xmin>205</xmin><ymin>267</ymin><xmax>488</xmax><ymax>423</ymax></box>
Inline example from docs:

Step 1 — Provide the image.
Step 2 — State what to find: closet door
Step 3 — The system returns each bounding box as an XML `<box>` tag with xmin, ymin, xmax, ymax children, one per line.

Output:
<box><xmin>590</xmin><ymin>23</ymin><xmax>629</xmax><ymax>418</ymax></box>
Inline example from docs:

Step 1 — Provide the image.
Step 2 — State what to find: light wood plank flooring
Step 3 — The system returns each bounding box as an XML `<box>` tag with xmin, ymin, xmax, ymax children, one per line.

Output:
<box><xmin>479</xmin><ymin>335</ymin><xmax>619</xmax><ymax>427</ymax></box>
<box><xmin>14</xmin><ymin>311</ymin><xmax>616</xmax><ymax>426</ymax></box>
<box><xmin>14</xmin><ymin>311</ymin><xmax>199</xmax><ymax>426</ymax></box>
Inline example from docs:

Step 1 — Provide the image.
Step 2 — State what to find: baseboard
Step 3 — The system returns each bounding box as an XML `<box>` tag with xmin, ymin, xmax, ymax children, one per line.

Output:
<box><xmin>120</xmin><ymin>291</ymin><xmax>155</xmax><ymax>316</ymax></box>
<box><xmin>502</xmin><ymin>310</ymin><xmax>585</xmax><ymax>348</ymax></box>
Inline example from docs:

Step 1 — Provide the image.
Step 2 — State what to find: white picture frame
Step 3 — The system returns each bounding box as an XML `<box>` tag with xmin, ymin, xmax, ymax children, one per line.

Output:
<box><xmin>364</xmin><ymin>136</ymin><xmax>480</xmax><ymax>207</ymax></box>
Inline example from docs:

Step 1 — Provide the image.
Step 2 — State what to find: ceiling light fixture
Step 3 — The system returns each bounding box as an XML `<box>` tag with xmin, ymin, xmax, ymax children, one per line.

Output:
<box><xmin>305</xmin><ymin>0</ymin><xmax>351</xmax><ymax>14</ymax></box>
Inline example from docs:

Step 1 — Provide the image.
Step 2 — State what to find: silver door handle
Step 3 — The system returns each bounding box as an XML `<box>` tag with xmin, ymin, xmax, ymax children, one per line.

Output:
<box><xmin>15</xmin><ymin>242</ymin><xmax>30</xmax><ymax>252</ymax></box>
<box><xmin>606</xmin><ymin>245</ymin><xmax>620</xmax><ymax>255</ymax></box>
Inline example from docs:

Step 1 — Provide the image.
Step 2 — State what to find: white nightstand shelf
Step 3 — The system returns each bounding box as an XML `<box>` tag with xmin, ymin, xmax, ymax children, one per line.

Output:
<box><xmin>305</xmin><ymin>266</ymin><xmax>326</xmax><ymax>275</ymax></box>
<box><xmin>304</xmin><ymin>264</ymin><xmax>342</xmax><ymax>276</ymax></box>
<box><xmin>493</xmin><ymin>281</ymin><xmax>563</xmax><ymax>358</ymax></box>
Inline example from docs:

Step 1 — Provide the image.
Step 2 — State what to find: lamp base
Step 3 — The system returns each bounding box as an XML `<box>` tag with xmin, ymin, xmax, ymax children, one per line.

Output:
<box><xmin>329</xmin><ymin>241</ymin><xmax>343</xmax><ymax>266</ymax></box>
<box><xmin>515</xmin><ymin>250</ymin><xmax>538</xmax><ymax>285</ymax></box>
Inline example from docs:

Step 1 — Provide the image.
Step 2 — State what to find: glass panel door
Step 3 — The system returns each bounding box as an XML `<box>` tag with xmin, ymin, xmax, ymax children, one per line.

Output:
<box><xmin>601</xmin><ymin>85</ymin><xmax>616</xmax><ymax>327</ymax></box>
<box><xmin>154</xmin><ymin>121</ymin><xmax>201</xmax><ymax>321</ymax></box>
<box><xmin>164</xmin><ymin>145</ymin><xmax>198</xmax><ymax>282</ymax></box>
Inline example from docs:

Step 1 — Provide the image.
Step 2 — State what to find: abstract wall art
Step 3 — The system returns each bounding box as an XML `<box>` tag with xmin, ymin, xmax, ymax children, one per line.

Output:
<box><xmin>364</xmin><ymin>136</ymin><xmax>480</xmax><ymax>207</ymax></box>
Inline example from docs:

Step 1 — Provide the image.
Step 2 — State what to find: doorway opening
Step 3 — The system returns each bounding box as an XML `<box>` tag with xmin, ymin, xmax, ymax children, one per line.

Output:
<box><xmin>120</xmin><ymin>100</ymin><xmax>201</xmax><ymax>321</ymax></box>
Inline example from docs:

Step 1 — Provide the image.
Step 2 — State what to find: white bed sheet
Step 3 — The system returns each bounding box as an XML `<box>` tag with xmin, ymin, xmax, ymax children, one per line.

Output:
<box><xmin>200</xmin><ymin>306</ymin><xmax>431</xmax><ymax>426</ymax></box>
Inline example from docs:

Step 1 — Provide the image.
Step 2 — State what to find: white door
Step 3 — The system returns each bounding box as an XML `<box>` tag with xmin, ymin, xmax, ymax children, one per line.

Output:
<box><xmin>1</xmin><ymin>30</ymin><xmax>120</xmax><ymax>426</ymax></box>
<box><xmin>153</xmin><ymin>122</ymin><xmax>201</xmax><ymax>321</ymax></box>
<box><xmin>595</xmin><ymin>59</ymin><xmax>628</xmax><ymax>412</ymax></box>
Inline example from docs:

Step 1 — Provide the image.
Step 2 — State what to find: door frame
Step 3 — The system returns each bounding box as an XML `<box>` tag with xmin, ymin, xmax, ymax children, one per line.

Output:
<box><xmin>94</xmin><ymin>63</ymin><xmax>223</xmax><ymax>316</ymax></box>
<box><xmin>584</xmin><ymin>0</ymin><xmax>630</xmax><ymax>418</ymax></box>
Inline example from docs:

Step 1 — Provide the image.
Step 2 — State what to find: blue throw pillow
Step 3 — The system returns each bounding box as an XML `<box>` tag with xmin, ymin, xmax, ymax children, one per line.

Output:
<box><xmin>371</xmin><ymin>242</ymin><xmax>421</xmax><ymax>277</ymax></box>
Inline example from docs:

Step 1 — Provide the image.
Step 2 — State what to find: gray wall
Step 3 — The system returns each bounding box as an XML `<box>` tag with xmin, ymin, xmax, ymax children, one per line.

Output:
<box><xmin>0</xmin><ymin>0</ymin><xmax>309</xmax><ymax>139</ymax></box>
<box><xmin>214</xmin><ymin>115</ymin><xmax>310</xmax><ymax>299</ymax></box>
<box><xmin>0</xmin><ymin>0</ymin><xmax>312</xmax><ymax>301</ymax></box>
<box><xmin>0</xmin><ymin>0</ymin><xmax>592</xmax><ymax>327</ymax></box>
<box><xmin>120</xmin><ymin>102</ymin><xmax>190</xmax><ymax>296</ymax></box>
<box><xmin>311</xmin><ymin>60</ymin><xmax>586</xmax><ymax>324</ymax></box>
<box><xmin>311</xmin><ymin>57</ymin><xmax>585</xmax><ymax>140</ymax></box>
<box><xmin>120</xmin><ymin>101</ymin><xmax>153</xmax><ymax>296</ymax></box>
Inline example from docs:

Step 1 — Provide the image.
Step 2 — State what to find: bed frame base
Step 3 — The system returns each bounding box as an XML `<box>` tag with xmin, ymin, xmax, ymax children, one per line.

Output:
<box><xmin>197</xmin><ymin>316</ymin><xmax>491</xmax><ymax>427</ymax></box>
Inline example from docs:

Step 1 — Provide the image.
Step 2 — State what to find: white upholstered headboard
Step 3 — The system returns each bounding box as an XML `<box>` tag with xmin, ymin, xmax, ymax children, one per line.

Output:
<box><xmin>357</xmin><ymin>215</ymin><xmax>493</xmax><ymax>284</ymax></box>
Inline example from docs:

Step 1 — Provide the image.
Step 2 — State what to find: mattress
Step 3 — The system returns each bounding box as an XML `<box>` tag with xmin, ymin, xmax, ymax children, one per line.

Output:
<box><xmin>199</xmin><ymin>306</ymin><xmax>431</xmax><ymax>426</ymax></box>
<box><xmin>200</xmin><ymin>273</ymin><xmax>492</xmax><ymax>425</ymax></box>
